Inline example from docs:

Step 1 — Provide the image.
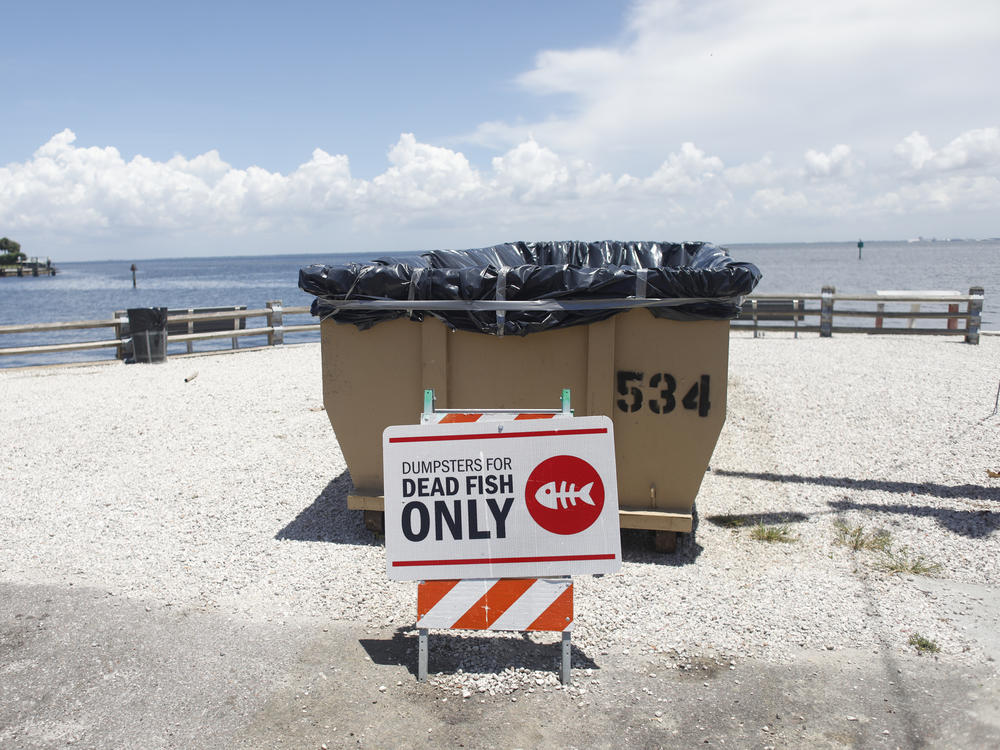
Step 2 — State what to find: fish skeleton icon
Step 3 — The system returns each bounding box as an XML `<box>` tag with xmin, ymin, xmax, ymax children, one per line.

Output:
<box><xmin>534</xmin><ymin>480</ymin><xmax>595</xmax><ymax>509</ymax></box>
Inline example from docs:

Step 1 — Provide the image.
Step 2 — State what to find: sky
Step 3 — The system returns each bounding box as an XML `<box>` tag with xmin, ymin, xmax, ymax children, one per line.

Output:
<box><xmin>1</xmin><ymin>0</ymin><xmax>999</xmax><ymax>261</ymax></box>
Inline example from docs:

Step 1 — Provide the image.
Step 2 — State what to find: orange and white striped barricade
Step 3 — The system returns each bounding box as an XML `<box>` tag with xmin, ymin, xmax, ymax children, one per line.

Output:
<box><xmin>416</xmin><ymin>576</ymin><xmax>573</xmax><ymax>682</ymax></box>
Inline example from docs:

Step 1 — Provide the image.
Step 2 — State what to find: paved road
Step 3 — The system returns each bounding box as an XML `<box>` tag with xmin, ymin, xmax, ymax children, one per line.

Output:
<box><xmin>2</xmin><ymin>582</ymin><xmax>998</xmax><ymax>749</ymax></box>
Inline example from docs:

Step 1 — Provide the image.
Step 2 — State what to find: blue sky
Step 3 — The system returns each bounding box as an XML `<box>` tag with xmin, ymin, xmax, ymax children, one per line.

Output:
<box><xmin>2</xmin><ymin>0</ymin><xmax>999</xmax><ymax>260</ymax></box>
<box><xmin>3</xmin><ymin>1</ymin><xmax>623</xmax><ymax>177</ymax></box>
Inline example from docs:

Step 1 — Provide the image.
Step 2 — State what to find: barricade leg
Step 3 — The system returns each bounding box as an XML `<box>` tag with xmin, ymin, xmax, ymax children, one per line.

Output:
<box><xmin>560</xmin><ymin>630</ymin><xmax>571</xmax><ymax>685</ymax></box>
<box><xmin>418</xmin><ymin>628</ymin><xmax>428</xmax><ymax>682</ymax></box>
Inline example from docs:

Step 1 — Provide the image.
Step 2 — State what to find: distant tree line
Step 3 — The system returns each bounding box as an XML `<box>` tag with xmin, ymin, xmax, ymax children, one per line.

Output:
<box><xmin>0</xmin><ymin>237</ymin><xmax>25</xmax><ymax>264</ymax></box>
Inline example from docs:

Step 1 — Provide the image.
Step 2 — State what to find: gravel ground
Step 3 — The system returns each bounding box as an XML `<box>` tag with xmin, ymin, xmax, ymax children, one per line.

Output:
<box><xmin>2</xmin><ymin>334</ymin><xmax>998</xmax><ymax>700</ymax></box>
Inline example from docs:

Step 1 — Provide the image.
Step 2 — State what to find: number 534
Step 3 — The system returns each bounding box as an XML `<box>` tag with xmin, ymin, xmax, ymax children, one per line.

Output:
<box><xmin>616</xmin><ymin>371</ymin><xmax>711</xmax><ymax>417</ymax></box>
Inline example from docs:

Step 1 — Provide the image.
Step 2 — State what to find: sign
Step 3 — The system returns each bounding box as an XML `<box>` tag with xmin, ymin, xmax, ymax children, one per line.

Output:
<box><xmin>382</xmin><ymin>416</ymin><xmax>621</xmax><ymax>580</ymax></box>
<box><xmin>416</xmin><ymin>578</ymin><xmax>573</xmax><ymax>631</ymax></box>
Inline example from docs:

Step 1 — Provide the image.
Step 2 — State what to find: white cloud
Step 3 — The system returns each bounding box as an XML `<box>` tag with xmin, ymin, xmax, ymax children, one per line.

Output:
<box><xmin>367</xmin><ymin>134</ymin><xmax>487</xmax><ymax>212</ymax></box>
<box><xmin>750</xmin><ymin>187</ymin><xmax>809</xmax><ymax>215</ymax></box>
<box><xmin>490</xmin><ymin>139</ymin><xmax>623</xmax><ymax>205</ymax></box>
<box><xmin>491</xmin><ymin>139</ymin><xmax>571</xmax><ymax>200</ymax></box>
<box><xmin>894</xmin><ymin>132</ymin><xmax>935</xmax><ymax>170</ymax></box>
<box><xmin>166</xmin><ymin>150</ymin><xmax>232</xmax><ymax>183</ymax></box>
<box><xmin>896</xmin><ymin>128</ymin><xmax>1000</xmax><ymax>172</ymax></box>
<box><xmin>936</xmin><ymin>127</ymin><xmax>1000</xmax><ymax>170</ymax></box>
<box><xmin>876</xmin><ymin>175</ymin><xmax>1000</xmax><ymax>213</ymax></box>
<box><xmin>724</xmin><ymin>155</ymin><xmax>782</xmax><ymax>187</ymax></box>
<box><xmin>804</xmin><ymin>145</ymin><xmax>858</xmax><ymax>178</ymax></box>
<box><xmin>285</xmin><ymin>149</ymin><xmax>354</xmax><ymax>212</ymax></box>
<box><xmin>644</xmin><ymin>142</ymin><xmax>724</xmax><ymax>193</ymax></box>
<box><xmin>466</xmin><ymin>0</ymin><xmax>1000</xmax><ymax>176</ymax></box>
<box><xmin>2</xmin><ymin>121</ymin><xmax>998</xmax><ymax>257</ymax></box>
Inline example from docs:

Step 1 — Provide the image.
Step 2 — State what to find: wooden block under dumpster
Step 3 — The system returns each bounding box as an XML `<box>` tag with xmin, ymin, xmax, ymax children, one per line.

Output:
<box><xmin>320</xmin><ymin>308</ymin><xmax>729</xmax><ymax>533</ymax></box>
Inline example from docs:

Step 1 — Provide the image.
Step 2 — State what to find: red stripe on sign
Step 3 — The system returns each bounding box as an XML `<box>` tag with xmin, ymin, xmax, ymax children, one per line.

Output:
<box><xmin>388</xmin><ymin>427</ymin><xmax>607</xmax><ymax>444</ymax></box>
<box><xmin>526</xmin><ymin>584</ymin><xmax>574</xmax><ymax>631</ymax></box>
<box><xmin>452</xmin><ymin>578</ymin><xmax>536</xmax><ymax>630</ymax></box>
<box><xmin>392</xmin><ymin>553</ymin><xmax>616</xmax><ymax>568</ymax></box>
<box><xmin>513</xmin><ymin>413</ymin><xmax>556</xmax><ymax>420</ymax></box>
<box><xmin>416</xmin><ymin>579</ymin><xmax>460</xmax><ymax>619</ymax></box>
<box><xmin>438</xmin><ymin>414</ymin><xmax>482</xmax><ymax>424</ymax></box>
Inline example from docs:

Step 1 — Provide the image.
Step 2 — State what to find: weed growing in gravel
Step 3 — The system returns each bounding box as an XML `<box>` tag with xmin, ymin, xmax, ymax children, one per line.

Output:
<box><xmin>833</xmin><ymin>520</ymin><xmax>892</xmax><ymax>552</ymax></box>
<box><xmin>750</xmin><ymin>521</ymin><xmax>796</xmax><ymax>543</ymax></box>
<box><xmin>908</xmin><ymin>633</ymin><xmax>940</xmax><ymax>654</ymax></box>
<box><xmin>832</xmin><ymin>520</ymin><xmax>942</xmax><ymax>576</ymax></box>
<box><xmin>879</xmin><ymin>546</ymin><xmax>943</xmax><ymax>576</ymax></box>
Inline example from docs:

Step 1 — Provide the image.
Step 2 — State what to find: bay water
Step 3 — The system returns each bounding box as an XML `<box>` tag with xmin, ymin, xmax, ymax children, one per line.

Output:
<box><xmin>2</xmin><ymin>240</ymin><xmax>996</xmax><ymax>369</ymax></box>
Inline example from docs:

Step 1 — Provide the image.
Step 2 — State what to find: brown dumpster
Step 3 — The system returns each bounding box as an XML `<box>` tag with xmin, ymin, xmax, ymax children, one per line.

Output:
<box><xmin>300</xmin><ymin>241</ymin><xmax>760</xmax><ymax>542</ymax></box>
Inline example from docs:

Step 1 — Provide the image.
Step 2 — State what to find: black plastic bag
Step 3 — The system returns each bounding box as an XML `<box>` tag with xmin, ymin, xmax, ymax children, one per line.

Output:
<box><xmin>298</xmin><ymin>241</ymin><xmax>761</xmax><ymax>335</ymax></box>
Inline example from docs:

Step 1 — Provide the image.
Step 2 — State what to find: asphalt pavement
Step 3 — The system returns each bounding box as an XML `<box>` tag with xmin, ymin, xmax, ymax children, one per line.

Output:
<box><xmin>2</xmin><ymin>581</ymin><xmax>998</xmax><ymax>749</ymax></box>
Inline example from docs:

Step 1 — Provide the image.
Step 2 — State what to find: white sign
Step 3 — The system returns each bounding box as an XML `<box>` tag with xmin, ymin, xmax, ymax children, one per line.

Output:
<box><xmin>382</xmin><ymin>416</ymin><xmax>621</xmax><ymax>580</ymax></box>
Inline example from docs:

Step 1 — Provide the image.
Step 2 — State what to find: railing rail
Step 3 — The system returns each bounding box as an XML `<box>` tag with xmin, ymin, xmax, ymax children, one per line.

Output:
<box><xmin>0</xmin><ymin>318</ymin><xmax>122</xmax><ymax>334</ymax></box>
<box><xmin>0</xmin><ymin>302</ymin><xmax>318</xmax><ymax>362</ymax></box>
<box><xmin>748</xmin><ymin>291</ymin><xmax>983</xmax><ymax>303</ymax></box>
<box><xmin>0</xmin><ymin>287</ymin><xmax>991</xmax><ymax>365</ymax></box>
<box><xmin>733</xmin><ymin>286</ymin><xmax>986</xmax><ymax>344</ymax></box>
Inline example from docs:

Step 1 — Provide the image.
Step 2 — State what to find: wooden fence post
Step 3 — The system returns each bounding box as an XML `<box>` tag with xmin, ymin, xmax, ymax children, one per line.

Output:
<box><xmin>820</xmin><ymin>286</ymin><xmax>835</xmax><ymax>337</ymax></box>
<box><xmin>186</xmin><ymin>308</ymin><xmax>194</xmax><ymax>354</ymax></box>
<box><xmin>113</xmin><ymin>310</ymin><xmax>129</xmax><ymax>359</ymax></box>
<box><xmin>267</xmin><ymin>300</ymin><xmax>284</xmax><ymax>346</ymax></box>
<box><xmin>965</xmin><ymin>286</ymin><xmax>984</xmax><ymax>345</ymax></box>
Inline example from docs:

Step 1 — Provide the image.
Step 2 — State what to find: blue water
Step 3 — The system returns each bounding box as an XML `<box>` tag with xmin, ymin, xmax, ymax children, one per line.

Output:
<box><xmin>728</xmin><ymin>240</ymin><xmax>998</xmax><ymax>303</ymax></box>
<box><xmin>2</xmin><ymin>241</ymin><xmax>997</xmax><ymax>368</ymax></box>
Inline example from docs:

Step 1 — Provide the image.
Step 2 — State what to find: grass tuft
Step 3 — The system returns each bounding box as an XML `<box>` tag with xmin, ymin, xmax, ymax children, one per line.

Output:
<box><xmin>879</xmin><ymin>546</ymin><xmax>943</xmax><ymax>576</ymax></box>
<box><xmin>833</xmin><ymin>519</ymin><xmax>942</xmax><ymax>576</ymax></box>
<box><xmin>750</xmin><ymin>521</ymin><xmax>796</xmax><ymax>543</ymax></box>
<box><xmin>833</xmin><ymin>520</ymin><xmax>892</xmax><ymax>552</ymax></box>
<box><xmin>908</xmin><ymin>633</ymin><xmax>940</xmax><ymax>654</ymax></box>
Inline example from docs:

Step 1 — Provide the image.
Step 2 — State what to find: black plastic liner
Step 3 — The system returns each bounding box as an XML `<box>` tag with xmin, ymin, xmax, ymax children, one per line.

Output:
<box><xmin>298</xmin><ymin>241</ymin><xmax>761</xmax><ymax>336</ymax></box>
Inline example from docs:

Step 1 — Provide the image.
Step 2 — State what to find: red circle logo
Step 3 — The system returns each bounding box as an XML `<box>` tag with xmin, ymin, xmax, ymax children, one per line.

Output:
<box><xmin>524</xmin><ymin>455</ymin><xmax>605</xmax><ymax>535</ymax></box>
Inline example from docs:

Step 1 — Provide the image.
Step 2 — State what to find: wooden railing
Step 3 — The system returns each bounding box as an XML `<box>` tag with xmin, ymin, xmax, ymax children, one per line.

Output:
<box><xmin>0</xmin><ymin>301</ymin><xmax>318</xmax><ymax>362</ymax></box>
<box><xmin>731</xmin><ymin>286</ymin><xmax>986</xmax><ymax>344</ymax></box>
<box><xmin>0</xmin><ymin>286</ymin><xmax>990</xmax><ymax>365</ymax></box>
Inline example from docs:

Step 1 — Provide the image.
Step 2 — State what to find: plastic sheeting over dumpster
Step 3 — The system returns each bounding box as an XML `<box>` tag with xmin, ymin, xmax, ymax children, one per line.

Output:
<box><xmin>298</xmin><ymin>241</ymin><xmax>761</xmax><ymax>336</ymax></box>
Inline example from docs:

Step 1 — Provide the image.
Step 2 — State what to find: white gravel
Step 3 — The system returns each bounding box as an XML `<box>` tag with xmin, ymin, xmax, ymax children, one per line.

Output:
<box><xmin>2</xmin><ymin>334</ymin><xmax>998</xmax><ymax>697</ymax></box>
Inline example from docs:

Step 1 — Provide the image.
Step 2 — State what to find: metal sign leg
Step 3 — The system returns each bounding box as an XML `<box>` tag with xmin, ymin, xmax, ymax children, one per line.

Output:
<box><xmin>561</xmin><ymin>630</ymin><xmax>571</xmax><ymax>685</ymax></box>
<box><xmin>418</xmin><ymin>628</ymin><xmax>429</xmax><ymax>682</ymax></box>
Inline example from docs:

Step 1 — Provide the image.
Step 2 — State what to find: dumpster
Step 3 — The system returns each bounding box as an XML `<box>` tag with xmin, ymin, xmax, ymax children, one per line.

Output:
<box><xmin>127</xmin><ymin>307</ymin><xmax>168</xmax><ymax>363</ymax></box>
<box><xmin>299</xmin><ymin>241</ymin><xmax>760</xmax><ymax>542</ymax></box>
